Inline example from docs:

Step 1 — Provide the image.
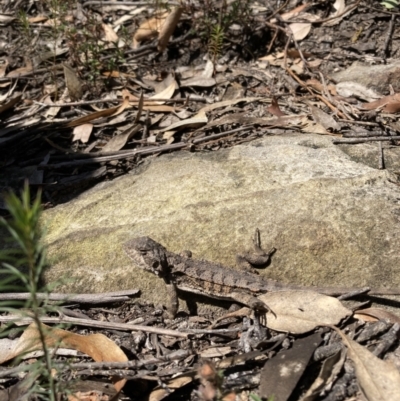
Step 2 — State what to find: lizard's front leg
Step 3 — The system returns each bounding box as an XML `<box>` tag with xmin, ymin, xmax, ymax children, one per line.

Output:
<box><xmin>164</xmin><ymin>282</ymin><xmax>179</xmax><ymax>318</ymax></box>
<box><xmin>229</xmin><ymin>290</ymin><xmax>272</xmax><ymax>315</ymax></box>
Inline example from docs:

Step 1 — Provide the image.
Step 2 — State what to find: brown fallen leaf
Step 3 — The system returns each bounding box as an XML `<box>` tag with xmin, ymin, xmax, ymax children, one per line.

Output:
<box><xmin>149</xmin><ymin>375</ymin><xmax>194</xmax><ymax>401</ymax></box>
<box><xmin>158</xmin><ymin>6</ymin><xmax>183</xmax><ymax>52</ymax></box>
<box><xmin>102</xmin><ymin>124</ymin><xmax>141</xmax><ymax>152</ymax></box>
<box><xmin>72</xmin><ymin>124</ymin><xmax>93</xmax><ymax>143</ymax></box>
<box><xmin>362</xmin><ymin>93</ymin><xmax>400</xmax><ymax>111</ymax></box>
<box><xmin>133</xmin><ymin>11</ymin><xmax>168</xmax><ymax>47</ymax></box>
<box><xmin>65</xmin><ymin>97</ymin><xmax>130</xmax><ymax>128</ymax></box>
<box><xmin>267</xmin><ymin>97</ymin><xmax>286</xmax><ymax>117</ymax></box>
<box><xmin>258</xmin><ymin>291</ymin><xmax>351</xmax><ymax>334</ymax></box>
<box><xmin>0</xmin><ymin>94</ymin><xmax>22</xmax><ymax>115</ymax></box>
<box><xmin>64</xmin><ymin>64</ymin><xmax>83</xmax><ymax>101</ymax></box>
<box><xmin>0</xmin><ymin>322</ymin><xmax>128</xmax><ymax>392</ymax></box>
<box><xmin>354</xmin><ymin>308</ymin><xmax>400</xmax><ymax>324</ymax></box>
<box><xmin>335</xmin><ymin>329</ymin><xmax>400</xmax><ymax>401</ymax></box>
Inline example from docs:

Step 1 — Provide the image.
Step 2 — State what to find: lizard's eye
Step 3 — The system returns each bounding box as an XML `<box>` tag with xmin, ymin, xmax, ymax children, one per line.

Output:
<box><xmin>152</xmin><ymin>261</ymin><xmax>160</xmax><ymax>269</ymax></box>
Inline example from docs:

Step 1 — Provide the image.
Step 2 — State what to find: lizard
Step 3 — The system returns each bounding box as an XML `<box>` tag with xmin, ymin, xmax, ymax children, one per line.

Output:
<box><xmin>123</xmin><ymin>232</ymin><xmax>400</xmax><ymax>318</ymax></box>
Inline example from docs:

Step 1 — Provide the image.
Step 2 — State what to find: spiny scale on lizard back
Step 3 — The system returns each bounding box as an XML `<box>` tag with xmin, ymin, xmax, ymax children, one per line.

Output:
<box><xmin>174</xmin><ymin>257</ymin><xmax>286</xmax><ymax>293</ymax></box>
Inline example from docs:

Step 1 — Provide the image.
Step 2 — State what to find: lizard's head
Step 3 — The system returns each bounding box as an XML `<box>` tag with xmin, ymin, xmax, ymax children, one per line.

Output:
<box><xmin>124</xmin><ymin>236</ymin><xmax>168</xmax><ymax>276</ymax></box>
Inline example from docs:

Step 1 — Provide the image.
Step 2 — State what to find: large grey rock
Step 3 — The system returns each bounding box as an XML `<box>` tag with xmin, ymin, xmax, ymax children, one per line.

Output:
<box><xmin>331</xmin><ymin>60</ymin><xmax>400</xmax><ymax>94</ymax></box>
<box><xmin>42</xmin><ymin>134</ymin><xmax>400</xmax><ymax>310</ymax></box>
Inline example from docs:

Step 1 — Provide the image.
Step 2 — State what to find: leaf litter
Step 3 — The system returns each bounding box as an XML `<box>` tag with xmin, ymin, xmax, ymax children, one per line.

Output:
<box><xmin>1</xmin><ymin>0</ymin><xmax>400</xmax><ymax>399</ymax></box>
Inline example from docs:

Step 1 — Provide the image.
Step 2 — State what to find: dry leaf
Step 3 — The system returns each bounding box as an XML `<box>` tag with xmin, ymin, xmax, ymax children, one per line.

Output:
<box><xmin>258</xmin><ymin>291</ymin><xmax>351</xmax><ymax>334</ymax></box>
<box><xmin>180</xmin><ymin>77</ymin><xmax>216</xmax><ymax>88</ymax></box>
<box><xmin>0</xmin><ymin>322</ymin><xmax>128</xmax><ymax>392</ymax></box>
<box><xmin>200</xmin><ymin>347</ymin><xmax>232</xmax><ymax>358</ymax></box>
<box><xmin>308</xmin><ymin>104</ymin><xmax>340</xmax><ymax>131</ymax></box>
<box><xmin>267</xmin><ymin>97</ymin><xmax>286</xmax><ymax>116</ymax></box>
<box><xmin>73</xmin><ymin>124</ymin><xmax>93</xmax><ymax>143</ymax></box>
<box><xmin>158</xmin><ymin>6</ymin><xmax>183</xmax><ymax>52</ymax></box>
<box><xmin>28</xmin><ymin>15</ymin><xmax>48</xmax><ymax>23</ymax></box>
<box><xmin>65</xmin><ymin>97</ymin><xmax>130</xmax><ymax>127</ymax></box>
<box><xmin>0</xmin><ymin>94</ymin><xmax>22</xmax><ymax>115</ymax></box>
<box><xmin>274</xmin><ymin>3</ymin><xmax>310</xmax><ymax>22</ymax></box>
<box><xmin>102</xmin><ymin>23</ymin><xmax>118</xmax><ymax>42</ymax></box>
<box><xmin>323</xmin><ymin>0</ymin><xmax>349</xmax><ymax>27</ymax></box>
<box><xmin>64</xmin><ymin>64</ymin><xmax>83</xmax><ymax>101</ymax></box>
<box><xmin>150</xmin><ymin>81</ymin><xmax>176</xmax><ymax>103</ymax></box>
<box><xmin>7</xmin><ymin>58</ymin><xmax>33</xmax><ymax>77</ymax></box>
<box><xmin>362</xmin><ymin>93</ymin><xmax>400</xmax><ymax>111</ymax></box>
<box><xmin>149</xmin><ymin>375</ymin><xmax>193</xmax><ymax>401</ymax></box>
<box><xmin>339</xmin><ymin>331</ymin><xmax>400</xmax><ymax>400</ymax></box>
<box><xmin>160</xmin><ymin>110</ymin><xmax>207</xmax><ymax>132</ymax></box>
<box><xmin>102</xmin><ymin>124</ymin><xmax>141</xmax><ymax>152</ymax></box>
<box><xmin>42</xmin><ymin>95</ymin><xmax>61</xmax><ymax>119</ymax></box>
<box><xmin>306</xmin><ymin>78</ymin><xmax>337</xmax><ymax>96</ymax></box>
<box><xmin>289</xmin><ymin>23</ymin><xmax>311</xmax><ymax>41</ymax></box>
<box><xmin>354</xmin><ymin>308</ymin><xmax>400</xmax><ymax>324</ymax></box>
<box><xmin>133</xmin><ymin>11</ymin><xmax>168</xmax><ymax>47</ymax></box>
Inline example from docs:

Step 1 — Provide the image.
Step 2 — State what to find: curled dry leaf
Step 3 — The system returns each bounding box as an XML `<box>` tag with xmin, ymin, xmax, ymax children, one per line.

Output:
<box><xmin>65</xmin><ymin>97</ymin><xmax>130</xmax><ymax>128</ymax></box>
<box><xmin>258</xmin><ymin>291</ymin><xmax>351</xmax><ymax>334</ymax></box>
<box><xmin>0</xmin><ymin>322</ymin><xmax>128</xmax><ymax>391</ymax></box>
<box><xmin>0</xmin><ymin>94</ymin><xmax>22</xmax><ymax>115</ymax></box>
<box><xmin>158</xmin><ymin>6</ymin><xmax>183</xmax><ymax>52</ymax></box>
<box><xmin>301</xmin><ymin>348</ymin><xmax>346</xmax><ymax>401</ymax></box>
<box><xmin>149</xmin><ymin>375</ymin><xmax>194</xmax><ymax>401</ymax></box>
<box><xmin>338</xmin><ymin>331</ymin><xmax>400</xmax><ymax>401</ymax></box>
<box><xmin>133</xmin><ymin>11</ymin><xmax>168</xmax><ymax>47</ymax></box>
<box><xmin>362</xmin><ymin>93</ymin><xmax>400</xmax><ymax>112</ymax></box>
<box><xmin>354</xmin><ymin>308</ymin><xmax>400</xmax><ymax>324</ymax></box>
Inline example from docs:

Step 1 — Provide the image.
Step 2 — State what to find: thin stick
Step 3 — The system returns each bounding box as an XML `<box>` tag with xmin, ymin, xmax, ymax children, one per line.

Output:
<box><xmin>333</xmin><ymin>136</ymin><xmax>400</xmax><ymax>144</ymax></box>
<box><xmin>0</xmin><ymin>315</ymin><xmax>190</xmax><ymax>338</ymax></box>
<box><xmin>0</xmin><ymin>290</ymin><xmax>139</xmax><ymax>304</ymax></box>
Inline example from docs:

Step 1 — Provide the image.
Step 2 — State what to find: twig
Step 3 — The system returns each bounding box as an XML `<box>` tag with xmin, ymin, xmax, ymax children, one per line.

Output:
<box><xmin>0</xmin><ymin>290</ymin><xmax>139</xmax><ymax>304</ymax></box>
<box><xmin>192</xmin><ymin>126</ymin><xmax>251</xmax><ymax>144</ymax></box>
<box><xmin>0</xmin><ymin>349</ymin><xmax>191</xmax><ymax>379</ymax></box>
<box><xmin>333</xmin><ymin>136</ymin><xmax>400</xmax><ymax>144</ymax></box>
<box><xmin>38</xmin><ymin>142</ymin><xmax>188</xmax><ymax>169</ymax></box>
<box><xmin>378</xmin><ymin>141</ymin><xmax>385</xmax><ymax>170</ymax></box>
<box><xmin>0</xmin><ymin>315</ymin><xmax>190</xmax><ymax>338</ymax></box>
<box><xmin>337</xmin><ymin>119</ymin><xmax>379</xmax><ymax>127</ymax></box>
<box><xmin>32</xmin><ymin>97</ymin><xmax>206</xmax><ymax>108</ymax></box>
<box><xmin>382</xmin><ymin>13</ymin><xmax>395</xmax><ymax>59</ymax></box>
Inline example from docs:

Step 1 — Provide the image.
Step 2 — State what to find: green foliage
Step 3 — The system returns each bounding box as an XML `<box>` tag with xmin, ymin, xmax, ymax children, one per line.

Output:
<box><xmin>208</xmin><ymin>24</ymin><xmax>225</xmax><ymax>62</ymax></box>
<box><xmin>17</xmin><ymin>10</ymin><xmax>31</xmax><ymax>42</ymax></box>
<box><xmin>381</xmin><ymin>0</ymin><xmax>399</xmax><ymax>9</ymax></box>
<box><xmin>194</xmin><ymin>0</ymin><xmax>252</xmax><ymax>60</ymax></box>
<box><xmin>250</xmin><ymin>394</ymin><xmax>274</xmax><ymax>401</ymax></box>
<box><xmin>0</xmin><ymin>183</ymin><xmax>63</xmax><ymax>401</ymax></box>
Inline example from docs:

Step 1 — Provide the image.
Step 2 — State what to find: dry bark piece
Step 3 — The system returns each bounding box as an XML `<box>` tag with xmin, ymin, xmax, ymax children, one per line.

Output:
<box><xmin>260</xmin><ymin>332</ymin><xmax>323</xmax><ymax>401</ymax></box>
